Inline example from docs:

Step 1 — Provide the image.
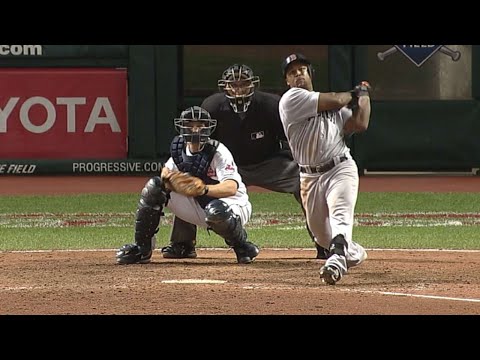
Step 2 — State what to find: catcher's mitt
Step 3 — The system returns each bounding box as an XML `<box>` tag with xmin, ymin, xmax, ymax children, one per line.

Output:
<box><xmin>162</xmin><ymin>171</ymin><xmax>208</xmax><ymax>197</ymax></box>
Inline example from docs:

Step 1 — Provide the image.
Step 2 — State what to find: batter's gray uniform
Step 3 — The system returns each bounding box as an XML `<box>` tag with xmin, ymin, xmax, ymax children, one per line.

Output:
<box><xmin>279</xmin><ymin>87</ymin><xmax>367</xmax><ymax>279</ymax></box>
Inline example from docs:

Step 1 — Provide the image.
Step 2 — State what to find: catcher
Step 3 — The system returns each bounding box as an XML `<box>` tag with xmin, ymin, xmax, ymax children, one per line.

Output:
<box><xmin>116</xmin><ymin>106</ymin><xmax>259</xmax><ymax>265</ymax></box>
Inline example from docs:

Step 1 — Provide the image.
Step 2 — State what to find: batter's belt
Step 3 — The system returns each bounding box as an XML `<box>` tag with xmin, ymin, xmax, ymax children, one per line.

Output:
<box><xmin>299</xmin><ymin>155</ymin><xmax>348</xmax><ymax>174</ymax></box>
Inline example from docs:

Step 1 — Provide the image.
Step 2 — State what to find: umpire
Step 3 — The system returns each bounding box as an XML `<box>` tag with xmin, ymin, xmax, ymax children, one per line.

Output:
<box><xmin>161</xmin><ymin>64</ymin><xmax>328</xmax><ymax>259</ymax></box>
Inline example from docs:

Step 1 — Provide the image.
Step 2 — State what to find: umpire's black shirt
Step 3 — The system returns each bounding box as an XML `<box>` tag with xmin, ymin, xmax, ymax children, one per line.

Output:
<box><xmin>201</xmin><ymin>91</ymin><xmax>286</xmax><ymax>166</ymax></box>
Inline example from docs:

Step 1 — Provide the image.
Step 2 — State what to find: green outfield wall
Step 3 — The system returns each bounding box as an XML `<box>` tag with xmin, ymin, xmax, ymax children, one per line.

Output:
<box><xmin>0</xmin><ymin>45</ymin><xmax>478</xmax><ymax>175</ymax></box>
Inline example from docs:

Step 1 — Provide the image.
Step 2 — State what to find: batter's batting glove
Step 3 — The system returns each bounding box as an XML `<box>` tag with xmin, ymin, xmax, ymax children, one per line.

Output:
<box><xmin>348</xmin><ymin>81</ymin><xmax>371</xmax><ymax>109</ymax></box>
<box><xmin>353</xmin><ymin>81</ymin><xmax>371</xmax><ymax>97</ymax></box>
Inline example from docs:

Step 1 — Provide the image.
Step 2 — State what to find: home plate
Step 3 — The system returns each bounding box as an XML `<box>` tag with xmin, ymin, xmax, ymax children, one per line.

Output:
<box><xmin>161</xmin><ymin>279</ymin><xmax>227</xmax><ymax>284</ymax></box>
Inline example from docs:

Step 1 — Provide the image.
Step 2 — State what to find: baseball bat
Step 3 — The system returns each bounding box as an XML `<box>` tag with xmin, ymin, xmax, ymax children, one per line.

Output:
<box><xmin>377</xmin><ymin>46</ymin><xmax>397</xmax><ymax>61</ymax></box>
<box><xmin>439</xmin><ymin>46</ymin><xmax>461</xmax><ymax>61</ymax></box>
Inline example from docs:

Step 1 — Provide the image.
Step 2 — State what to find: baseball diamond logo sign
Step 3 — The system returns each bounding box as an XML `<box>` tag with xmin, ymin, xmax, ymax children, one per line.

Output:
<box><xmin>377</xmin><ymin>45</ymin><xmax>461</xmax><ymax>67</ymax></box>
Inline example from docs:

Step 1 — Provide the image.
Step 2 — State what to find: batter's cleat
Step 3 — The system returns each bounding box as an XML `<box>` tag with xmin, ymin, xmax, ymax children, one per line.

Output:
<box><xmin>347</xmin><ymin>249</ymin><xmax>368</xmax><ymax>269</ymax></box>
<box><xmin>233</xmin><ymin>242</ymin><xmax>260</xmax><ymax>264</ymax></box>
<box><xmin>161</xmin><ymin>243</ymin><xmax>197</xmax><ymax>259</ymax></box>
<box><xmin>320</xmin><ymin>264</ymin><xmax>342</xmax><ymax>285</ymax></box>
<box><xmin>315</xmin><ymin>243</ymin><xmax>330</xmax><ymax>260</ymax></box>
<box><xmin>116</xmin><ymin>244</ymin><xmax>152</xmax><ymax>265</ymax></box>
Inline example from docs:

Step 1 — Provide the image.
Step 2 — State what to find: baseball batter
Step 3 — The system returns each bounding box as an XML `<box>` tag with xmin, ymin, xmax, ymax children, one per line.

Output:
<box><xmin>116</xmin><ymin>106</ymin><xmax>259</xmax><ymax>265</ymax></box>
<box><xmin>278</xmin><ymin>53</ymin><xmax>371</xmax><ymax>285</ymax></box>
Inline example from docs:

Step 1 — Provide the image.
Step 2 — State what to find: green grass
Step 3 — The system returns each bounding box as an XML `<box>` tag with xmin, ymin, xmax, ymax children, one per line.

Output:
<box><xmin>1</xmin><ymin>192</ymin><xmax>479</xmax><ymax>251</ymax></box>
<box><xmin>357</xmin><ymin>192</ymin><xmax>480</xmax><ymax>213</ymax></box>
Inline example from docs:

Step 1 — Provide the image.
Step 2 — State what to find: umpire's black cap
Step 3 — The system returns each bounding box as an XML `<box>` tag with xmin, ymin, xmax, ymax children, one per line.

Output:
<box><xmin>282</xmin><ymin>53</ymin><xmax>311</xmax><ymax>78</ymax></box>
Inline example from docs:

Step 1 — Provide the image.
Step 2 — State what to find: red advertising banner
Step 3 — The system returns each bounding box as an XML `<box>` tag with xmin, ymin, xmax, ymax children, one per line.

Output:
<box><xmin>0</xmin><ymin>68</ymin><xmax>128</xmax><ymax>159</ymax></box>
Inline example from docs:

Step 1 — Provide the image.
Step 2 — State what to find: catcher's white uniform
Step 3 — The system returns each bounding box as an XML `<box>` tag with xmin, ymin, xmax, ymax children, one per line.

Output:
<box><xmin>164</xmin><ymin>142</ymin><xmax>251</xmax><ymax>228</ymax></box>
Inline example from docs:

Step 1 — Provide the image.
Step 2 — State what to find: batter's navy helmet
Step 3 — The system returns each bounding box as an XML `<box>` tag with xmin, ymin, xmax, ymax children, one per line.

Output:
<box><xmin>281</xmin><ymin>53</ymin><xmax>313</xmax><ymax>79</ymax></box>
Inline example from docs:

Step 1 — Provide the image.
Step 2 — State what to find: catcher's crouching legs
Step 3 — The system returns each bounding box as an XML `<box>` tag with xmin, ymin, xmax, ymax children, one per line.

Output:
<box><xmin>116</xmin><ymin>176</ymin><xmax>168</xmax><ymax>264</ymax></box>
<box><xmin>205</xmin><ymin>200</ymin><xmax>259</xmax><ymax>264</ymax></box>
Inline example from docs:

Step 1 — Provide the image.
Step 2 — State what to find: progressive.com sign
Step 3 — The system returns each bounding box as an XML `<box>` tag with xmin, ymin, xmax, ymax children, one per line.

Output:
<box><xmin>0</xmin><ymin>68</ymin><xmax>128</xmax><ymax>159</ymax></box>
<box><xmin>0</xmin><ymin>45</ymin><xmax>42</xmax><ymax>56</ymax></box>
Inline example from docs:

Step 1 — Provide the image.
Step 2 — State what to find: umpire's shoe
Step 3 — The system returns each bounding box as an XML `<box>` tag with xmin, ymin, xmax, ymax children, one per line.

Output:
<box><xmin>234</xmin><ymin>241</ymin><xmax>260</xmax><ymax>264</ymax></box>
<box><xmin>161</xmin><ymin>243</ymin><xmax>197</xmax><ymax>259</ymax></box>
<box><xmin>116</xmin><ymin>244</ymin><xmax>152</xmax><ymax>264</ymax></box>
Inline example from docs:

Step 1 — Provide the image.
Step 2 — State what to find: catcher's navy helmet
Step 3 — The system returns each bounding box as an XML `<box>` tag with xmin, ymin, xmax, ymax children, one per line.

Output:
<box><xmin>218</xmin><ymin>64</ymin><xmax>260</xmax><ymax>113</ymax></box>
<box><xmin>281</xmin><ymin>53</ymin><xmax>314</xmax><ymax>79</ymax></box>
<box><xmin>174</xmin><ymin>106</ymin><xmax>217</xmax><ymax>144</ymax></box>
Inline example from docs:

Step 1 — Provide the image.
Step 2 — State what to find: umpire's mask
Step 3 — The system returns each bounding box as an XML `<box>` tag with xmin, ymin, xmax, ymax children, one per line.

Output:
<box><xmin>218</xmin><ymin>64</ymin><xmax>260</xmax><ymax>113</ymax></box>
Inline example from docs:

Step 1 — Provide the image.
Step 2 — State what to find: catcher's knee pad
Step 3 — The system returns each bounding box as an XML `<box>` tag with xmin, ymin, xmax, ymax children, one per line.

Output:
<box><xmin>205</xmin><ymin>200</ymin><xmax>234</xmax><ymax>235</ymax></box>
<box><xmin>141</xmin><ymin>176</ymin><xmax>168</xmax><ymax>208</ymax></box>
<box><xmin>205</xmin><ymin>200</ymin><xmax>246</xmax><ymax>247</ymax></box>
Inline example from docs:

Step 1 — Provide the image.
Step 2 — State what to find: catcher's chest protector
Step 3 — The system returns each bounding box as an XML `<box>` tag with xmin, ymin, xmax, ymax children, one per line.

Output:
<box><xmin>171</xmin><ymin>136</ymin><xmax>220</xmax><ymax>208</ymax></box>
<box><xmin>171</xmin><ymin>136</ymin><xmax>220</xmax><ymax>182</ymax></box>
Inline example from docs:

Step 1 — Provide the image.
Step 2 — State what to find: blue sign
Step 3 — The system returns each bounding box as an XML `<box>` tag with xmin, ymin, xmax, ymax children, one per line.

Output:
<box><xmin>394</xmin><ymin>45</ymin><xmax>442</xmax><ymax>67</ymax></box>
<box><xmin>377</xmin><ymin>45</ymin><xmax>461</xmax><ymax>66</ymax></box>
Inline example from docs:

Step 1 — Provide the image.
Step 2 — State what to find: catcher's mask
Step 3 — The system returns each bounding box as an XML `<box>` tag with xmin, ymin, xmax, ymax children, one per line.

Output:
<box><xmin>281</xmin><ymin>53</ymin><xmax>314</xmax><ymax>82</ymax></box>
<box><xmin>174</xmin><ymin>106</ymin><xmax>217</xmax><ymax>145</ymax></box>
<box><xmin>218</xmin><ymin>64</ymin><xmax>260</xmax><ymax>113</ymax></box>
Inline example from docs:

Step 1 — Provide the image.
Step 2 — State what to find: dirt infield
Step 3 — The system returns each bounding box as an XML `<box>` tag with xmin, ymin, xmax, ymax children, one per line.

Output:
<box><xmin>0</xmin><ymin>175</ymin><xmax>479</xmax><ymax>314</ymax></box>
<box><xmin>1</xmin><ymin>249</ymin><xmax>479</xmax><ymax>315</ymax></box>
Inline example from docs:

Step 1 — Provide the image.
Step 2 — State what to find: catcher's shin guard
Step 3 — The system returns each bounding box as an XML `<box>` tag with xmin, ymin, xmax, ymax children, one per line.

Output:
<box><xmin>162</xmin><ymin>216</ymin><xmax>198</xmax><ymax>258</ymax></box>
<box><xmin>205</xmin><ymin>200</ymin><xmax>259</xmax><ymax>264</ymax></box>
<box><xmin>116</xmin><ymin>177</ymin><xmax>168</xmax><ymax>264</ymax></box>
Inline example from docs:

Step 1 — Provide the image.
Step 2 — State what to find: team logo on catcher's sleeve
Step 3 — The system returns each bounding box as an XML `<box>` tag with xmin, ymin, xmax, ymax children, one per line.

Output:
<box><xmin>377</xmin><ymin>45</ymin><xmax>461</xmax><ymax>67</ymax></box>
<box><xmin>225</xmin><ymin>163</ymin><xmax>235</xmax><ymax>172</ymax></box>
<box><xmin>207</xmin><ymin>168</ymin><xmax>216</xmax><ymax>177</ymax></box>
